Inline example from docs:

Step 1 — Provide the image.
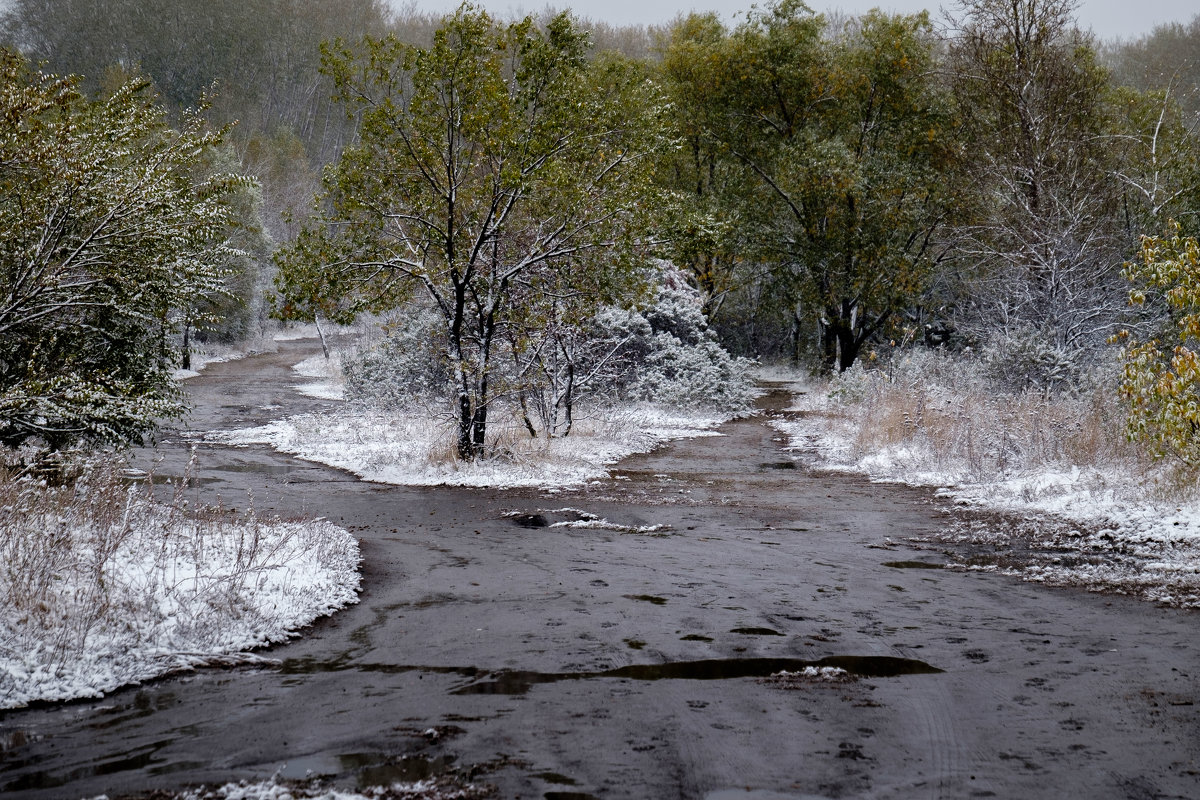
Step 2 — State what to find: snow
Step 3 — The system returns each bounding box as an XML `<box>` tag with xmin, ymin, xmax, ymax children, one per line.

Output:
<box><xmin>770</xmin><ymin>666</ymin><xmax>853</xmax><ymax>682</ymax></box>
<box><xmin>775</xmin><ymin>376</ymin><xmax>1200</xmax><ymax>607</ymax></box>
<box><xmin>174</xmin><ymin>349</ymin><xmax>244</xmax><ymax>380</ymax></box>
<box><xmin>0</xmin><ymin>496</ymin><xmax>360</xmax><ymax>709</ymax></box>
<box><xmin>273</xmin><ymin>323</ymin><xmax>356</xmax><ymax>342</ymax></box>
<box><xmin>216</xmin><ymin>404</ymin><xmax>728</xmax><ymax>490</ymax></box>
<box><xmin>292</xmin><ymin>353</ymin><xmax>346</xmax><ymax>400</ymax></box>
<box><xmin>88</xmin><ymin>777</ymin><xmax>490</xmax><ymax>799</ymax></box>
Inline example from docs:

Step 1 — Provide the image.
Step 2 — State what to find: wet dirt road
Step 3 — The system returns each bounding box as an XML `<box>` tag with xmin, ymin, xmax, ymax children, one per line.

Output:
<box><xmin>2</xmin><ymin>340</ymin><xmax>1199</xmax><ymax>800</ymax></box>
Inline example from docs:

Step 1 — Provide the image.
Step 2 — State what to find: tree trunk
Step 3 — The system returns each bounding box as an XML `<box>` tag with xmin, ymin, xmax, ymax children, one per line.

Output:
<box><xmin>561</xmin><ymin>361</ymin><xmax>574</xmax><ymax>437</ymax></box>
<box><xmin>457</xmin><ymin>391</ymin><xmax>474</xmax><ymax>461</ymax></box>
<box><xmin>820</xmin><ymin>319</ymin><xmax>839</xmax><ymax>373</ymax></box>
<box><xmin>790</xmin><ymin>309</ymin><xmax>803</xmax><ymax>366</ymax></box>
<box><xmin>314</xmin><ymin>313</ymin><xmax>330</xmax><ymax>359</ymax></box>
<box><xmin>518</xmin><ymin>392</ymin><xmax>538</xmax><ymax>438</ymax></box>
<box><xmin>472</xmin><ymin>373</ymin><xmax>488</xmax><ymax>451</ymax></box>
<box><xmin>837</xmin><ymin>326</ymin><xmax>861</xmax><ymax>372</ymax></box>
<box><xmin>181</xmin><ymin>321</ymin><xmax>192</xmax><ymax>370</ymax></box>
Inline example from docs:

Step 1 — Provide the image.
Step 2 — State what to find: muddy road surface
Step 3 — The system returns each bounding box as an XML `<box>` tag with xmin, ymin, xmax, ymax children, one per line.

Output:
<box><xmin>2</xmin><ymin>340</ymin><xmax>1199</xmax><ymax>799</ymax></box>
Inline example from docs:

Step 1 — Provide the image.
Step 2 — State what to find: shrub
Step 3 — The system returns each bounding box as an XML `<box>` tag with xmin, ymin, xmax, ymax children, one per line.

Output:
<box><xmin>1118</xmin><ymin>224</ymin><xmax>1200</xmax><ymax>465</ymax></box>
<box><xmin>342</xmin><ymin>307</ymin><xmax>450</xmax><ymax>408</ymax></box>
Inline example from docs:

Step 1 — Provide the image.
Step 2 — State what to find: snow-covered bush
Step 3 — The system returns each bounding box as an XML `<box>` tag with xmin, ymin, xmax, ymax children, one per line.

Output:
<box><xmin>631</xmin><ymin>334</ymin><xmax>756</xmax><ymax>409</ymax></box>
<box><xmin>980</xmin><ymin>328</ymin><xmax>1083</xmax><ymax>393</ymax></box>
<box><xmin>342</xmin><ymin>308</ymin><xmax>449</xmax><ymax>407</ymax></box>
<box><xmin>641</xmin><ymin>284</ymin><xmax>712</xmax><ymax>345</ymax></box>
<box><xmin>601</xmin><ymin>276</ymin><xmax>757</xmax><ymax>411</ymax></box>
<box><xmin>343</xmin><ymin>270</ymin><xmax>757</xmax><ymax>425</ymax></box>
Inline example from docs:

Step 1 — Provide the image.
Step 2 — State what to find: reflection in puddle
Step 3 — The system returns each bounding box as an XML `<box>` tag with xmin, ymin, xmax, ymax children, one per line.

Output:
<box><xmin>1</xmin><ymin>738</ymin><xmax>178</xmax><ymax>793</ymax></box>
<box><xmin>534</xmin><ymin>771</ymin><xmax>579</xmax><ymax>786</ymax></box>
<box><xmin>508</xmin><ymin>513</ymin><xmax>550</xmax><ymax>528</ymax></box>
<box><xmin>276</xmin><ymin>655</ymin><xmax>941</xmax><ymax>697</ymax></box>
<box><xmin>622</xmin><ymin>594</ymin><xmax>667</xmax><ymax>605</ymax></box>
<box><xmin>730</xmin><ymin>627</ymin><xmax>784</xmax><ymax>636</ymax></box>
<box><xmin>358</xmin><ymin>754</ymin><xmax>456</xmax><ymax>787</ymax></box>
<box><xmin>452</xmin><ymin>655</ymin><xmax>942</xmax><ymax>695</ymax></box>
<box><xmin>277</xmin><ymin>752</ymin><xmax>457</xmax><ymax>789</ymax></box>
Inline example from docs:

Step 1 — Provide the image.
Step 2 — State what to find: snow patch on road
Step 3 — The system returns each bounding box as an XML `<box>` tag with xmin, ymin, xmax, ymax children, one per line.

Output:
<box><xmin>88</xmin><ymin>776</ymin><xmax>491</xmax><ymax>799</ymax></box>
<box><xmin>291</xmin><ymin>353</ymin><xmax>347</xmax><ymax>400</ymax></box>
<box><xmin>217</xmin><ymin>404</ymin><xmax>727</xmax><ymax>490</ymax></box>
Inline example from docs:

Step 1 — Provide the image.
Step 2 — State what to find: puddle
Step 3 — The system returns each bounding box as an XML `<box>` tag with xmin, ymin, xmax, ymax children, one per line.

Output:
<box><xmin>212</xmin><ymin>462</ymin><xmax>295</xmax><ymax>475</ymax></box>
<box><xmin>276</xmin><ymin>654</ymin><xmax>940</xmax><ymax>697</ymax></box>
<box><xmin>450</xmin><ymin>655</ymin><xmax>941</xmax><ymax>695</ymax></box>
<box><xmin>277</xmin><ymin>752</ymin><xmax>456</xmax><ymax>788</ymax></box>
<box><xmin>623</xmin><ymin>594</ymin><xmax>668</xmax><ymax>605</ymax></box>
<box><xmin>509</xmin><ymin>513</ymin><xmax>549</xmax><ymax>529</ymax></box>
<box><xmin>883</xmin><ymin>561</ymin><xmax>945</xmax><ymax>570</ymax></box>
<box><xmin>730</xmin><ymin>627</ymin><xmax>784</xmax><ymax>636</ymax></box>
<box><xmin>535</xmin><ymin>771</ymin><xmax>579</xmax><ymax>786</ymax></box>
<box><xmin>758</xmin><ymin>462</ymin><xmax>797</xmax><ymax>470</ymax></box>
<box><xmin>358</xmin><ymin>755</ymin><xmax>456</xmax><ymax>787</ymax></box>
<box><xmin>2</xmin><ymin>739</ymin><xmax>177</xmax><ymax>792</ymax></box>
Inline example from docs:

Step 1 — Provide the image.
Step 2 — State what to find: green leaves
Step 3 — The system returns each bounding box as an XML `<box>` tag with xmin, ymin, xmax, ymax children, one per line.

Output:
<box><xmin>1118</xmin><ymin>224</ymin><xmax>1200</xmax><ymax>464</ymax></box>
<box><xmin>658</xmin><ymin>2</ymin><xmax>960</xmax><ymax>370</ymax></box>
<box><xmin>277</xmin><ymin>7</ymin><xmax>664</xmax><ymax>458</ymax></box>
<box><xmin>0</xmin><ymin>49</ymin><xmax>247</xmax><ymax>449</ymax></box>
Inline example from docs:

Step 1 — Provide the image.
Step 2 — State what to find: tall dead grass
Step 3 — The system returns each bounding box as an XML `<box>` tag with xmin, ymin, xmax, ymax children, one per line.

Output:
<box><xmin>818</xmin><ymin>349</ymin><xmax>1180</xmax><ymax>501</ymax></box>
<box><xmin>0</xmin><ymin>451</ymin><xmax>359</xmax><ymax>707</ymax></box>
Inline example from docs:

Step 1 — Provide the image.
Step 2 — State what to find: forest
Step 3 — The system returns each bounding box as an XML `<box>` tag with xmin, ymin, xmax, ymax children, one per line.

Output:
<box><xmin>5</xmin><ymin>0</ymin><xmax>1200</xmax><ymax>464</ymax></box>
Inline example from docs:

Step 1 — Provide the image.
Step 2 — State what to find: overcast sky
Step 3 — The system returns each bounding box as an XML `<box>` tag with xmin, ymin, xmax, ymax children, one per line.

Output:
<box><xmin>396</xmin><ymin>0</ymin><xmax>1197</xmax><ymax>42</ymax></box>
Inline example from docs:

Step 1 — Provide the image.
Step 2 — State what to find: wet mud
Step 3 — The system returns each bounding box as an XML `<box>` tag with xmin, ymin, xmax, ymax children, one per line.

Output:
<box><xmin>2</xmin><ymin>340</ymin><xmax>1200</xmax><ymax>799</ymax></box>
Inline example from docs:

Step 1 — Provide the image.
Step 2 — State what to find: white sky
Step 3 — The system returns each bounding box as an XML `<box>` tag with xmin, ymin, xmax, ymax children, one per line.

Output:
<box><xmin>394</xmin><ymin>0</ymin><xmax>1197</xmax><ymax>42</ymax></box>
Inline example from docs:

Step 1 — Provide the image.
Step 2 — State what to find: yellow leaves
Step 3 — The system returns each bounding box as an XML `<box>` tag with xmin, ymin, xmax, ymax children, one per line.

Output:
<box><xmin>1120</xmin><ymin>226</ymin><xmax>1200</xmax><ymax>464</ymax></box>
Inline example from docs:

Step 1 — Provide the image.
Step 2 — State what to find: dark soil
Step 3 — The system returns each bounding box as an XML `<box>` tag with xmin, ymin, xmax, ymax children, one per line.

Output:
<box><xmin>2</xmin><ymin>339</ymin><xmax>1199</xmax><ymax>799</ymax></box>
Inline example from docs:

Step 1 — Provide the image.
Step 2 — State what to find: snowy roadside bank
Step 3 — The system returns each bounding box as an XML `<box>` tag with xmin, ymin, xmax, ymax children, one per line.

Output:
<box><xmin>775</xmin><ymin>362</ymin><xmax>1200</xmax><ymax>608</ymax></box>
<box><xmin>215</xmin><ymin>346</ymin><xmax>739</xmax><ymax>490</ymax></box>
<box><xmin>0</xmin><ymin>468</ymin><xmax>360</xmax><ymax>709</ymax></box>
<box><xmin>216</xmin><ymin>403</ymin><xmax>729</xmax><ymax>490</ymax></box>
<box><xmin>86</xmin><ymin>776</ymin><xmax>494</xmax><ymax>800</ymax></box>
<box><xmin>173</xmin><ymin>323</ymin><xmax>357</xmax><ymax>382</ymax></box>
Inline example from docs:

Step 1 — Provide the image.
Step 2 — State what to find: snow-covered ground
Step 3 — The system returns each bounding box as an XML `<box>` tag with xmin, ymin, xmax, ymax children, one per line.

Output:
<box><xmin>218</xmin><ymin>403</ymin><xmax>727</xmax><ymax>490</ymax></box>
<box><xmin>88</xmin><ymin>776</ymin><xmax>492</xmax><ymax>800</ymax></box>
<box><xmin>174</xmin><ymin>346</ymin><xmax>249</xmax><ymax>380</ymax></box>
<box><xmin>291</xmin><ymin>353</ymin><xmax>347</xmax><ymax>400</ymax></box>
<box><xmin>0</xmin><ymin>485</ymin><xmax>360</xmax><ymax>709</ymax></box>
<box><xmin>775</xmin><ymin>373</ymin><xmax>1200</xmax><ymax>607</ymax></box>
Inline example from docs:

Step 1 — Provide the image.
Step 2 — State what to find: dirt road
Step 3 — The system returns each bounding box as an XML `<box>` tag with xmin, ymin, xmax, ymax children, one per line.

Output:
<box><xmin>2</xmin><ymin>340</ymin><xmax>1199</xmax><ymax>799</ymax></box>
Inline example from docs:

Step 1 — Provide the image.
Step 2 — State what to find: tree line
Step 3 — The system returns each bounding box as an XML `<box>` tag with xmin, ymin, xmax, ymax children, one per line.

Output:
<box><xmin>5</xmin><ymin>0</ymin><xmax>1200</xmax><ymax>458</ymax></box>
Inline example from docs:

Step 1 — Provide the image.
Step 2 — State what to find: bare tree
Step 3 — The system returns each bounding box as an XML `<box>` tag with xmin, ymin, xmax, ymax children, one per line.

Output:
<box><xmin>946</xmin><ymin>0</ymin><xmax>1129</xmax><ymax>358</ymax></box>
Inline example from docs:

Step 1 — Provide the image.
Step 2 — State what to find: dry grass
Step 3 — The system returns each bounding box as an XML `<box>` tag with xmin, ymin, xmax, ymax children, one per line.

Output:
<box><xmin>0</xmin><ymin>450</ymin><xmax>360</xmax><ymax>707</ymax></box>
<box><xmin>808</xmin><ymin>348</ymin><xmax>1190</xmax><ymax>504</ymax></box>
